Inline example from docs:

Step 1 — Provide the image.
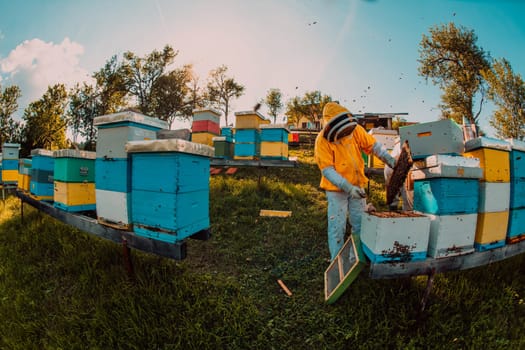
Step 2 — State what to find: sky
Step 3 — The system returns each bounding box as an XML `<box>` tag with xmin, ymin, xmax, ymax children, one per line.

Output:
<box><xmin>1</xmin><ymin>0</ymin><xmax>524</xmax><ymax>136</ymax></box>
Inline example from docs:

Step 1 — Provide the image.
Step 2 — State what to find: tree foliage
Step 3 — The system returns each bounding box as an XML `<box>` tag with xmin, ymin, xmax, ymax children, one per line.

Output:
<box><xmin>206</xmin><ymin>65</ymin><xmax>245</xmax><ymax>126</ymax></box>
<box><xmin>150</xmin><ymin>64</ymin><xmax>196</xmax><ymax>129</ymax></box>
<box><xmin>22</xmin><ymin>84</ymin><xmax>69</xmax><ymax>152</ymax></box>
<box><xmin>285</xmin><ymin>90</ymin><xmax>332</xmax><ymax>126</ymax></box>
<box><xmin>0</xmin><ymin>84</ymin><xmax>22</xmax><ymax>145</ymax></box>
<box><xmin>123</xmin><ymin>45</ymin><xmax>177</xmax><ymax>115</ymax></box>
<box><xmin>482</xmin><ymin>58</ymin><xmax>525</xmax><ymax>140</ymax></box>
<box><xmin>418</xmin><ymin>22</ymin><xmax>491</xmax><ymax>125</ymax></box>
<box><xmin>264</xmin><ymin>88</ymin><xmax>283</xmax><ymax>124</ymax></box>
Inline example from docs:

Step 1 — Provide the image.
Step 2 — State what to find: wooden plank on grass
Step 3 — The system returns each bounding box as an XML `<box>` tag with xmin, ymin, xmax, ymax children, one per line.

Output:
<box><xmin>259</xmin><ymin>209</ymin><xmax>292</xmax><ymax>217</ymax></box>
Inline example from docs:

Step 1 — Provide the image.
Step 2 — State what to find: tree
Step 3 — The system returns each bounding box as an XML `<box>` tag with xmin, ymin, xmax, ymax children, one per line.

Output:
<box><xmin>22</xmin><ymin>84</ymin><xmax>69</xmax><ymax>152</ymax></box>
<box><xmin>206</xmin><ymin>65</ymin><xmax>245</xmax><ymax>126</ymax></box>
<box><xmin>68</xmin><ymin>55</ymin><xmax>129</xmax><ymax>150</ymax></box>
<box><xmin>123</xmin><ymin>45</ymin><xmax>177</xmax><ymax>115</ymax></box>
<box><xmin>482</xmin><ymin>58</ymin><xmax>525</xmax><ymax>140</ymax></box>
<box><xmin>285</xmin><ymin>90</ymin><xmax>332</xmax><ymax>127</ymax></box>
<box><xmin>264</xmin><ymin>88</ymin><xmax>283</xmax><ymax>124</ymax></box>
<box><xmin>150</xmin><ymin>64</ymin><xmax>196</xmax><ymax>129</ymax></box>
<box><xmin>418</xmin><ymin>22</ymin><xmax>491</xmax><ymax>125</ymax></box>
<box><xmin>0</xmin><ymin>84</ymin><xmax>22</xmax><ymax>145</ymax></box>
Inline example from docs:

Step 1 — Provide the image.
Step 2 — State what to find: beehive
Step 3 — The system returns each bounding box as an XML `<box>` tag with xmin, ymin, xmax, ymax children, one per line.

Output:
<box><xmin>17</xmin><ymin>159</ymin><xmax>31</xmax><ymax>192</ymax></box>
<box><xmin>1</xmin><ymin>159</ymin><xmax>18</xmax><ymax>183</ymax></box>
<box><xmin>410</xmin><ymin>154</ymin><xmax>482</xmax><ymax>180</ymax></box>
<box><xmin>260</xmin><ymin>142</ymin><xmax>288</xmax><ymax>160</ymax></box>
<box><xmin>192</xmin><ymin>120</ymin><xmax>220</xmax><ymax>135</ymax></box>
<box><xmin>426</xmin><ymin>214</ymin><xmax>476</xmax><ymax>258</ymax></box>
<box><xmin>94</xmin><ymin>111</ymin><xmax>167</xmax><ymax>228</ymax></box>
<box><xmin>220</xmin><ymin>127</ymin><xmax>234</xmax><ymax>142</ymax></box>
<box><xmin>213</xmin><ymin>136</ymin><xmax>234</xmax><ymax>159</ymax></box>
<box><xmin>126</xmin><ymin>138</ymin><xmax>214</xmax><ymax>243</ymax></box>
<box><xmin>361</xmin><ymin>211</ymin><xmax>430</xmax><ymax>263</ymax></box>
<box><xmin>507</xmin><ymin>208</ymin><xmax>525</xmax><ymax>241</ymax></box>
<box><xmin>260</xmin><ymin>124</ymin><xmax>289</xmax><ymax>160</ymax></box>
<box><xmin>193</xmin><ymin>108</ymin><xmax>221</xmax><ymax>125</ymax></box>
<box><xmin>399</xmin><ymin>119</ymin><xmax>464</xmax><ymax>160</ymax></box>
<box><xmin>413</xmin><ymin>178</ymin><xmax>479</xmax><ymax>215</ymax></box>
<box><xmin>235</xmin><ymin>129</ymin><xmax>260</xmax><ymax>143</ymax></box>
<box><xmin>234</xmin><ymin>111</ymin><xmax>267</xmax><ymax>129</ymax></box>
<box><xmin>191</xmin><ymin>132</ymin><xmax>216</xmax><ymax>146</ymax></box>
<box><xmin>2</xmin><ymin>143</ymin><xmax>20</xmax><ymax>160</ymax></box>
<box><xmin>474</xmin><ymin>211</ymin><xmax>508</xmax><ymax>251</ymax></box>
<box><xmin>463</xmin><ymin>137</ymin><xmax>511</xmax><ymax>182</ymax></box>
<box><xmin>478</xmin><ymin>182</ymin><xmax>510</xmax><ymax>213</ymax></box>
<box><xmin>30</xmin><ymin>149</ymin><xmax>55</xmax><ymax>200</ymax></box>
<box><xmin>234</xmin><ymin>142</ymin><xmax>260</xmax><ymax>160</ymax></box>
<box><xmin>53</xmin><ymin>150</ymin><xmax>96</xmax><ymax>212</ymax></box>
<box><xmin>508</xmin><ymin>139</ymin><xmax>525</xmax><ymax>210</ymax></box>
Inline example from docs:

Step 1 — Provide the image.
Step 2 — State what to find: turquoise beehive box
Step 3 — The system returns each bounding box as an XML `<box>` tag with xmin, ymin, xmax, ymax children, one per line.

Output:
<box><xmin>126</xmin><ymin>138</ymin><xmax>214</xmax><ymax>243</ymax></box>
<box><xmin>29</xmin><ymin>149</ymin><xmax>55</xmax><ymax>201</ymax></box>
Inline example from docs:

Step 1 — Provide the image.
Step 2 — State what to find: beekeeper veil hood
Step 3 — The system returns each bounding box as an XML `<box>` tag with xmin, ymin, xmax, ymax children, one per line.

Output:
<box><xmin>322</xmin><ymin>102</ymin><xmax>357</xmax><ymax>142</ymax></box>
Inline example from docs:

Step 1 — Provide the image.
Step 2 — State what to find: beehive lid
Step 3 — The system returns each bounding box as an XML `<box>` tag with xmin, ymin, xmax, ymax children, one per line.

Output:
<box><xmin>2</xmin><ymin>143</ymin><xmax>21</xmax><ymax>149</ymax></box>
<box><xmin>53</xmin><ymin>149</ymin><xmax>96</xmax><ymax>159</ymax></box>
<box><xmin>325</xmin><ymin>234</ymin><xmax>366</xmax><ymax>304</ymax></box>
<box><xmin>506</xmin><ymin>138</ymin><xmax>525</xmax><ymax>152</ymax></box>
<box><xmin>30</xmin><ymin>149</ymin><xmax>54</xmax><ymax>157</ymax></box>
<box><xmin>260</xmin><ymin>123</ymin><xmax>290</xmax><ymax>132</ymax></box>
<box><xmin>192</xmin><ymin>108</ymin><xmax>221</xmax><ymax>117</ymax></box>
<box><xmin>422</xmin><ymin>154</ymin><xmax>480</xmax><ymax>168</ymax></box>
<box><xmin>369</xmin><ymin>128</ymin><xmax>398</xmax><ymax>136</ymax></box>
<box><xmin>234</xmin><ymin>110</ymin><xmax>266</xmax><ymax>119</ymax></box>
<box><xmin>464</xmin><ymin>137</ymin><xmax>511</xmax><ymax>152</ymax></box>
<box><xmin>93</xmin><ymin>111</ymin><xmax>168</xmax><ymax>129</ymax></box>
<box><xmin>125</xmin><ymin>138</ymin><xmax>215</xmax><ymax>157</ymax></box>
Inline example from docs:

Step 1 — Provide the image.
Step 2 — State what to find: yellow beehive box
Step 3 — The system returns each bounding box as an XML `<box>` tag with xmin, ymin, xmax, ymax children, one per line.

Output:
<box><xmin>474</xmin><ymin>211</ymin><xmax>508</xmax><ymax>249</ymax></box>
<box><xmin>191</xmin><ymin>132</ymin><xmax>215</xmax><ymax>146</ymax></box>
<box><xmin>260</xmin><ymin>142</ymin><xmax>288</xmax><ymax>159</ymax></box>
<box><xmin>464</xmin><ymin>148</ymin><xmax>510</xmax><ymax>182</ymax></box>
<box><xmin>1</xmin><ymin>169</ymin><xmax>18</xmax><ymax>183</ymax></box>
<box><xmin>234</xmin><ymin>111</ymin><xmax>268</xmax><ymax>129</ymax></box>
<box><xmin>17</xmin><ymin>174</ymin><xmax>31</xmax><ymax>192</ymax></box>
<box><xmin>54</xmin><ymin>181</ymin><xmax>96</xmax><ymax>206</ymax></box>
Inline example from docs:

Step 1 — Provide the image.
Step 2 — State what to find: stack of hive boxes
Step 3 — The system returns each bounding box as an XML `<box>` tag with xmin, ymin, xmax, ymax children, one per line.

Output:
<box><xmin>411</xmin><ymin>155</ymin><xmax>482</xmax><ymax>258</ymax></box>
<box><xmin>0</xmin><ymin>153</ymin><xmax>2</xmax><ymax>180</ymax></box>
<box><xmin>507</xmin><ymin>139</ymin><xmax>525</xmax><ymax>243</ymax></box>
<box><xmin>1</xmin><ymin>143</ymin><xmax>20</xmax><ymax>184</ymax></box>
<box><xmin>233</xmin><ymin>111</ymin><xmax>267</xmax><ymax>160</ymax></box>
<box><xmin>191</xmin><ymin>109</ymin><xmax>221</xmax><ymax>146</ymax></box>
<box><xmin>17</xmin><ymin>158</ymin><xmax>32</xmax><ymax>192</ymax></box>
<box><xmin>126</xmin><ymin>138</ymin><xmax>214</xmax><ymax>243</ymax></box>
<box><xmin>30</xmin><ymin>149</ymin><xmax>55</xmax><ymax>201</ymax></box>
<box><xmin>367</xmin><ymin>128</ymin><xmax>398</xmax><ymax>169</ymax></box>
<box><xmin>212</xmin><ymin>127</ymin><xmax>234</xmax><ymax>159</ymax></box>
<box><xmin>464</xmin><ymin>137</ymin><xmax>511</xmax><ymax>251</ymax></box>
<box><xmin>260</xmin><ymin>124</ymin><xmax>290</xmax><ymax>160</ymax></box>
<box><xmin>94</xmin><ymin>111</ymin><xmax>167</xmax><ymax>229</ymax></box>
<box><xmin>53</xmin><ymin>150</ymin><xmax>96</xmax><ymax>212</ymax></box>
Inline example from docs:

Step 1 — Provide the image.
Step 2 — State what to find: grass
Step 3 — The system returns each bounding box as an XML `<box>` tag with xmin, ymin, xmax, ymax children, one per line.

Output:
<box><xmin>1</xmin><ymin>148</ymin><xmax>525</xmax><ymax>349</ymax></box>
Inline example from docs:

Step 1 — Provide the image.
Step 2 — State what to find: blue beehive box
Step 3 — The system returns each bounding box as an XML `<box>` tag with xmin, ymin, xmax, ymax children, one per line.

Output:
<box><xmin>221</xmin><ymin>127</ymin><xmax>234</xmax><ymax>142</ymax></box>
<box><xmin>95</xmin><ymin>158</ymin><xmax>131</xmax><ymax>192</ymax></box>
<box><xmin>260</xmin><ymin>124</ymin><xmax>290</xmax><ymax>143</ymax></box>
<box><xmin>510</xmin><ymin>178</ymin><xmax>525</xmax><ymax>209</ymax></box>
<box><xmin>126</xmin><ymin>138</ymin><xmax>214</xmax><ymax>243</ymax></box>
<box><xmin>413</xmin><ymin>178</ymin><xmax>479</xmax><ymax>215</ymax></box>
<box><xmin>235</xmin><ymin>129</ymin><xmax>260</xmax><ymax>143</ymax></box>
<box><xmin>30</xmin><ymin>149</ymin><xmax>55</xmax><ymax>200</ymax></box>
<box><xmin>507</xmin><ymin>138</ymin><xmax>525</xmax><ymax>179</ymax></box>
<box><xmin>234</xmin><ymin>143</ymin><xmax>260</xmax><ymax>158</ymax></box>
<box><xmin>508</xmin><ymin>208</ymin><xmax>525</xmax><ymax>240</ymax></box>
<box><xmin>2</xmin><ymin>159</ymin><xmax>18</xmax><ymax>170</ymax></box>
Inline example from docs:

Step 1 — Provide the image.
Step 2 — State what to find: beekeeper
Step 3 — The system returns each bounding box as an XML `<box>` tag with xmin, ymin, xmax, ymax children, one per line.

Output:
<box><xmin>314</xmin><ymin>102</ymin><xmax>396</xmax><ymax>260</ymax></box>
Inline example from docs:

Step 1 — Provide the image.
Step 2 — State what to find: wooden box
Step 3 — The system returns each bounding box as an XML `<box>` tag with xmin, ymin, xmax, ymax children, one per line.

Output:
<box><xmin>508</xmin><ymin>138</ymin><xmax>525</xmax><ymax>179</ymax></box>
<box><xmin>221</xmin><ymin>127</ymin><xmax>234</xmax><ymax>142</ymax></box>
<box><xmin>510</xmin><ymin>178</ymin><xmax>525</xmax><ymax>209</ymax></box>
<box><xmin>191</xmin><ymin>132</ymin><xmax>215</xmax><ymax>146</ymax></box>
<box><xmin>53</xmin><ymin>181</ymin><xmax>96</xmax><ymax>212</ymax></box>
<box><xmin>260</xmin><ymin>142</ymin><xmax>288</xmax><ymax>160</ymax></box>
<box><xmin>507</xmin><ymin>208</ymin><xmax>525</xmax><ymax>240</ymax></box>
<box><xmin>413</xmin><ymin>178</ymin><xmax>479</xmax><ymax>215</ymax></box>
<box><xmin>235</xmin><ymin>129</ymin><xmax>260</xmax><ymax>143</ymax></box>
<box><xmin>426</xmin><ymin>214</ymin><xmax>476</xmax><ymax>258</ymax></box>
<box><xmin>213</xmin><ymin>137</ymin><xmax>234</xmax><ymax>159</ymax></box>
<box><xmin>234</xmin><ymin>111</ymin><xmax>267</xmax><ymax>129</ymax></box>
<box><xmin>192</xmin><ymin>120</ymin><xmax>220</xmax><ymax>135</ymax></box>
<box><xmin>53</xmin><ymin>150</ymin><xmax>96</xmax><ymax>183</ymax></box>
<box><xmin>361</xmin><ymin>211</ymin><xmax>430</xmax><ymax>263</ymax></box>
<box><xmin>411</xmin><ymin>154</ymin><xmax>482</xmax><ymax>180</ymax></box>
<box><xmin>95</xmin><ymin>189</ymin><xmax>131</xmax><ymax>228</ymax></box>
<box><xmin>29</xmin><ymin>181</ymin><xmax>54</xmax><ymax>201</ymax></box>
<box><xmin>193</xmin><ymin>108</ymin><xmax>221</xmax><ymax>124</ymax></box>
<box><xmin>94</xmin><ymin>111</ymin><xmax>167</xmax><ymax>159</ymax></box>
<box><xmin>95</xmin><ymin>158</ymin><xmax>130</xmax><ymax>192</ymax></box>
<box><xmin>478</xmin><ymin>182</ymin><xmax>510</xmax><ymax>213</ymax></box>
<box><xmin>234</xmin><ymin>143</ymin><xmax>259</xmax><ymax>159</ymax></box>
<box><xmin>474</xmin><ymin>211</ymin><xmax>508</xmax><ymax>251</ymax></box>
<box><xmin>29</xmin><ymin>149</ymin><xmax>54</xmax><ymax>199</ymax></box>
<box><xmin>464</xmin><ymin>137</ymin><xmax>511</xmax><ymax>182</ymax></box>
<box><xmin>2</xmin><ymin>159</ymin><xmax>18</xmax><ymax>171</ymax></box>
<box><xmin>17</xmin><ymin>174</ymin><xmax>31</xmax><ymax>192</ymax></box>
<box><xmin>260</xmin><ymin>124</ymin><xmax>290</xmax><ymax>143</ymax></box>
<box><xmin>399</xmin><ymin>119</ymin><xmax>464</xmax><ymax>160</ymax></box>
<box><xmin>1</xmin><ymin>143</ymin><xmax>20</xmax><ymax>160</ymax></box>
<box><xmin>1</xmin><ymin>170</ymin><xmax>18</xmax><ymax>183</ymax></box>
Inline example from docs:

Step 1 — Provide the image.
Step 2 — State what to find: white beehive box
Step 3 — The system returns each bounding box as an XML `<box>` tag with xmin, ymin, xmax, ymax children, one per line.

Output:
<box><xmin>427</xmin><ymin>213</ymin><xmax>477</xmax><ymax>258</ymax></box>
<box><xmin>411</xmin><ymin>154</ymin><xmax>483</xmax><ymax>180</ymax></box>
<box><xmin>95</xmin><ymin>189</ymin><xmax>131</xmax><ymax>228</ymax></box>
<box><xmin>361</xmin><ymin>212</ymin><xmax>430</xmax><ymax>263</ymax></box>
<box><xmin>478</xmin><ymin>182</ymin><xmax>510</xmax><ymax>213</ymax></box>
<box><xmin>94</xmin><ymin>111</ymin><xmax>168</xmax><ymax>159</ymax></box>
<box><xmin>369</xmin><ymin>128</ymin><xmax>398</xmax><ymax>150</ymax></box>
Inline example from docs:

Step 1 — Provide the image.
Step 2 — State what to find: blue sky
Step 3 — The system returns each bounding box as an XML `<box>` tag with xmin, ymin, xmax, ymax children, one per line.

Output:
<box><xmin>1</xmin><ymin>0</ymin><xmax>524</xmax><ymax>135</ymax></box>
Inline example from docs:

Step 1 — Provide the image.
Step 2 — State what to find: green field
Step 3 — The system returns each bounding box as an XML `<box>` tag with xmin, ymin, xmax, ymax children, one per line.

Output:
<box><xmin>1</xmin><ymin>149</ymin><xmax>525</xmax><ymax>349</ymax></box>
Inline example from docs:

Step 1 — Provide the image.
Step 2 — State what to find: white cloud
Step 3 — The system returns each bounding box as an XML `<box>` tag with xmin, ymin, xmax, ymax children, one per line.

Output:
<box><xmin>0</xmin><ymin>37</ymin><xmax>93</xmax><ymax>118</ymax></box>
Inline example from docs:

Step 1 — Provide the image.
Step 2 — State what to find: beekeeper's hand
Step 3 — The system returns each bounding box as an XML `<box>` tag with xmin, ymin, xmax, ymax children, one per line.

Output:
<box><xmin>346</xmin><ymin>184</ymin><xmax>366</xmax><ymax>199</ymax></box>
<box><xmin>322</xmin><ymin>166</ymin><xmax>365</xmax><ymax>198</ymax></box>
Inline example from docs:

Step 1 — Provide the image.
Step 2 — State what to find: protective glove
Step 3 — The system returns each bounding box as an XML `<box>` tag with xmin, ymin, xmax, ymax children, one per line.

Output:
<box><xmin>373</xmin><ymin>142</ymin><xmax>396</xmax><ymax>169</ymax></box>
<box><xmin>322</xmin><ymin>166</ymin><xmax>366</xmax><ymax>198</ymax></box>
